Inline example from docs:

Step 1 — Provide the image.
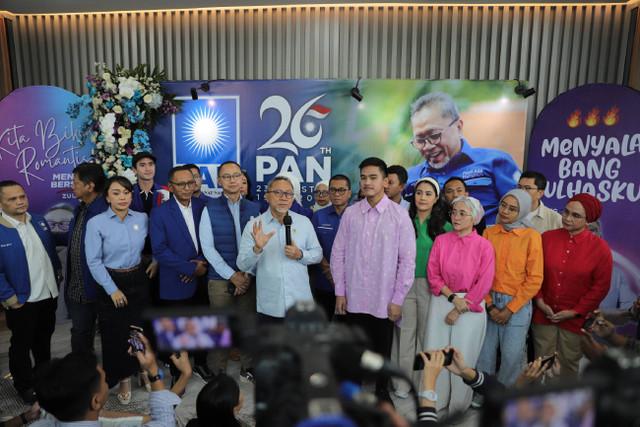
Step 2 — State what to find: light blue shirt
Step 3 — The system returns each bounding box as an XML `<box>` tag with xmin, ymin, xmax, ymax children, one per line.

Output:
<box><xmin>32</xmin><ymin>389</ymin><xmax>181</xmax><ymax>427</ymax></box>
<box><xmin>237</xmin><ymin>209</ymin><xmax>322</xmax><ymax>317</ymax></box>
<box><xmin>199</xmin><ymin>195</ymin><xmax>244</xmax><ymax>280</ymax></box>
<box><xmin>85</xmin><ymin>207</ymin><xmax>148</xmax><ymax>295</ymax></box>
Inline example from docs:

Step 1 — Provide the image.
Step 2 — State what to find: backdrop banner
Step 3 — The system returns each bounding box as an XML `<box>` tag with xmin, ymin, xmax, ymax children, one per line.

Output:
<box><xmin>154</xmin><ymin>79</ymin><xmax>526</xmax><ymax>224</ymax></box>
<box><xmin>528</xmin><ymin>83</ymin><xmax>640</xmax><ymax>300</ymax></box>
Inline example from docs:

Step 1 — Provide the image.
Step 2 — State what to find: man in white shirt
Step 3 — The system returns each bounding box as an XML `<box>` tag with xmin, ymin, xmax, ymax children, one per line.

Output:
<box><xmin>0</xmin><ymin>180</ymin><xmax>62</xmax><ymax>404</ymax></box>
<box><xmin>518</xmin><ymin>170</ymin><xmax>562</xmax><ymax>234</ymax></box>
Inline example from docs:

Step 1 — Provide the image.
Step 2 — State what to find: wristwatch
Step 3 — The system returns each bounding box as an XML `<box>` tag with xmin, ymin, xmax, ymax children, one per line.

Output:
<box><xmin>486</xmin><ymin>304</ymin><xmax>496</xmax><ymax>313</ymax></box>
<box><xmin>419</xmin><ymin>389</ymin><xmax>438</xmax><ymax>403</ymax></box>
<box><xmin>447</xmin><ymin>294</ymin><xmax>456</xmax><ymax>303</ymax></box>
<box><xmin>148</xmin><ymin>371</ymin><xmax>163</xmax><ymax>383</ymax></box>
<box><xmin>299</xmin><ymin>250</ymin><xmax>304</xmax><ymax>260</ymax></box>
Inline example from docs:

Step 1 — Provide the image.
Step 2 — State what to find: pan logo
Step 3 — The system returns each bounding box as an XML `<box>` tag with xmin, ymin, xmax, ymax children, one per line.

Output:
<box><xmin>172</xmin><ymin>96</ymin><xmax>240</xmax><ymax>165</ymax></box>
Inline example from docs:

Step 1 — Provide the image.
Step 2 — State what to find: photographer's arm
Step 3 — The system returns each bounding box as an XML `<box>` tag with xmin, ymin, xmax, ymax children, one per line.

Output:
<box><xmin>169</xmin><ymin>351</ymin><xmax>192</xmax><ymax>398</ymax></box>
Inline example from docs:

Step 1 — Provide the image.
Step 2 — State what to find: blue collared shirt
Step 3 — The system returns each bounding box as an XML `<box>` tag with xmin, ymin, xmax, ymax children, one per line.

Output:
<box><xmin>32</xmin><ymin>389</ymin><xmax>181</xmax><ymax>427</ymax></box>
<box><xmin>85</xmin><ymin>207</ymin><xmax>148</xmax><ymax>295</ymax></box>
<box><xmin>405</xmin><ymin>138</ymin><xmax>521</xmax><ymax>224</ymax></box>
<box><xmin>311</xmin><ymin>205</ymin><xmax>345</xmax><ymax>292</ymax></box>
<box><xmin>200</xmin><ymin>195</ymin><xmax>244</xmax><ymax>280</ymax></box>
<box><xmin>237</xmin><ymin>209</ymin><xmax>322</xmax><ymax>317</ymax></box>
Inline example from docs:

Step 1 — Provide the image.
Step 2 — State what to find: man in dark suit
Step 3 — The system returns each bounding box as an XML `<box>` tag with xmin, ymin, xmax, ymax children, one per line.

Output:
<box><xmin>66</xmin><ymin>163</ymin><xmax>108</xmax><ymax>353</ymax></box>
<box><xmin>149</xmin><ymin>165</ymin><xmax>214</xmax><ymax>382</ymax></box>
<box><xmin>200</xmin><ymin>160</ymin><xmax>260</xmax><ymax>384</ymax></box>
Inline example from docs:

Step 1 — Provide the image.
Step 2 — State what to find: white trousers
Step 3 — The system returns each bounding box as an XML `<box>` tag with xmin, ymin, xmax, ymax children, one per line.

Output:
<box><xmin>424</xmin><ymin>293</ymin><xmax>486</xmax><ymax>415</ymax></box>
<box><xmin>391</xmin><ymin>277</ymin><xmax>431</xmax><ymax>392</ymax></box>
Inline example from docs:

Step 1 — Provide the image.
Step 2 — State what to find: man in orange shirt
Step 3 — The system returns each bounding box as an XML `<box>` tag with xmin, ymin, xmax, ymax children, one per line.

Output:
<box><xmin>476</xmin><ymin>189</ymin><xmax>543</xmax><ymax>391</ymax></box>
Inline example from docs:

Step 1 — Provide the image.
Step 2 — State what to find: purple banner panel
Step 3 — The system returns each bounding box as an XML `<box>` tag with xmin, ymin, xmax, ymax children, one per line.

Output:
<box><xmin>528</xmin><ymin>83</ymin><xmax>640</xmax><ymax>297</ymax></box>
<box><xmin>0</xmin><ymin>86</ymin><xmax>93</xmax><ymax>244</ymax></box>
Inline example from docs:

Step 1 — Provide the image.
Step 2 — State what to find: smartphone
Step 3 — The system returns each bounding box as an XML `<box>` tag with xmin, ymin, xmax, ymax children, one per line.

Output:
<box><xmin>413</xmin><ymin>349</ymin><xmax>454</xmax><ymax>370</ymax></box>
<box><xmin>129</xmin><ymin>325</ymin><xmax>145</xmax><ymax>355</ymax></box>
<box><xmin>582</xmin><ymin>315</ymin><xmax>596</xmax><ymax>331</ymax></box>
<box><xmin>540</xmin><ymin>354</ymin><xmax>555</xmax><ymax>371</ymax></box>
<box><xmin>151</xmin><ymin>314</ymin><xmax>233</xmax><ymax>352</ymax></box>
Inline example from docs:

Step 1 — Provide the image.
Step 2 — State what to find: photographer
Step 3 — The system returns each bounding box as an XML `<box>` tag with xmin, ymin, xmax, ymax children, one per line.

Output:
<box><xmin>581</xmin><ymin>306</ymin><xmax>640</xmax><ymax>358</ymax></box>
<box><xmin>31</xmin><ymin>334</ymin><xmax>181</xmax><ymax>427</ymax></box>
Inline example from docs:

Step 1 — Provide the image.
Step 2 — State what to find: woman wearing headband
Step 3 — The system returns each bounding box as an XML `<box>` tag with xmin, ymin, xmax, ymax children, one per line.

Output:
<box><xmin>391</xmin><ymin>177</ymin><xmax>453</xmax><ymax>398</ymax></box>
<box><xmin>474</xmin><ymin>190</ymin><xmax>543</xmax><ymax>401</ymax></box>
<box><xmin>424</xmin><ymin>196</ymin><xmax>495</xmax><ymax>415</ymax></box>
<box><xmin>532</xmin><ymin>193</ymin><xmax>612</xmax><ymax>378</ymax></box>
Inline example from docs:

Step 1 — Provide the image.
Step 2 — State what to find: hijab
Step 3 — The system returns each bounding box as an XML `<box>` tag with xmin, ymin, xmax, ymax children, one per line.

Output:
<box><xmin>499</xmin><ymin>189</ymin><xmax>534</xmax><ymax>231</ymax></box>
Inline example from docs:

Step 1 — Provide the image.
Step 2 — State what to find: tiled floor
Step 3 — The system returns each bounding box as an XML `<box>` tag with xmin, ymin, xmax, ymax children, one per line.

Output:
<box><xmin>0</xmin><ymin>312</ymin><xmax>480</xmax><ymax>426</ymax></box>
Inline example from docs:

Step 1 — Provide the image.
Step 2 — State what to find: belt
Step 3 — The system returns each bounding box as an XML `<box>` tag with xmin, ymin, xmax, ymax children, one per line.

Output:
<box><xmin>106</xmin><ymin>264</ymin><xmax>141</xmax><ymax>273</ymax></box>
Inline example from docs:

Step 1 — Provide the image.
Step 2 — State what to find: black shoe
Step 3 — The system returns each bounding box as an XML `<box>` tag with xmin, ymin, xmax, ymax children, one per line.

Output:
<box><xmin>375</xmin><ymin>388</ymin><xmax>394</xmax><ymax>409</ymax></box>
<box><xmin>193</xmin><ymin>364</ymin><xmax>216</xmax><ymax>383</ymax></box>
<box><xmin>20</xmin><ymin>388</ymin><xmax>37</xmax><ymax>405</ymax></box>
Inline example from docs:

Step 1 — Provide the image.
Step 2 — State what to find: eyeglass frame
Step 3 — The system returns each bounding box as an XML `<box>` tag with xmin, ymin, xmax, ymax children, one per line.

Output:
<box><xmin>410</xmin><ymin>117</ymin><xmax>459</xmax><ymax>149</ymax></box>
<box><xmin>516</xmin><ymin>184</ymin><xmax>539</xmax><ymax>191</ymax></box>
<box><xmin>329</xmin><ymin>187</ymin><xmax>350</xmax><ymax>195</ymax></box>
<box><xmin>449</xmin><ymin>210</ymin><xmax>473</xmax><ymax>218</ymax></box>
<box><xmin>170</xmin><ymin>180</ymin><xmax>197</xmax><ymax>189</ymax></box>
<box><xmin>314</xmin><ymin>190</ymin><xmax>329</xmax><ymax>196</ymax></box>
<box><xmin>219</xmin><ymin>172</ymin><xmax>243</xmax><ymax>181</ymax></box>
<box><xmin>561</xmin><ymin>208</ymin><xmax>587</xmax><ymax>220</ymax></box>
<box><xmin>266</xmin><ymin>190</ymin><xmax>294</xmax><ymax>199</ymax></box>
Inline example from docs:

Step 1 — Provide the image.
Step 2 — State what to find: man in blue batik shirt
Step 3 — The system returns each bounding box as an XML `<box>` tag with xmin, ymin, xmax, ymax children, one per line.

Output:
<box><xmin>311</xmin><ymin>174</ymin><xmax>352</xmax><ymax>320</ymax></box>
<box><xmin>404</xmin><ymin>92</ymin><xmax>521</xmax><ymax>225</ymax></box>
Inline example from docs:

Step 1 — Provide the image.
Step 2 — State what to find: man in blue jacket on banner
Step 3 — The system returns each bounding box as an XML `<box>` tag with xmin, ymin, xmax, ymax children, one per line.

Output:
<box><xmin>405</xmin><ymin>92</ymin><xmax>521</xmax><ymax>224</ymax></box>
<box><xmin>0</xmin><ymin>180</ymin><xmax>62</xmax><ymax>404</ymax></box>
<box><xmin>150</xmin><ymin>165</ymin><xmax>214</xmax><ymax>383</ymax></box>
<box><xmin>66</xmin><ymin>163</ymin><xmax>108</xmax><ymax>353</ymax></box>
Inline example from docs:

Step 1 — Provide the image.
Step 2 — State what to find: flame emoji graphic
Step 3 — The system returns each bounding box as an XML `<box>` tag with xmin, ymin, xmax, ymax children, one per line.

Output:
<box><xmin>603</xmin><ymin>106</ymin><xmax>619</xmax><ymax>126</ymax></box>
<box><xmin>567</xmin><ymin>110</ymin><xmax>582</xmax><ymax>128</ymax></box>
<box><xmin>584</xmin><ymin>108</ymin><xmax>600</xmax><ymax>127</ymax></box>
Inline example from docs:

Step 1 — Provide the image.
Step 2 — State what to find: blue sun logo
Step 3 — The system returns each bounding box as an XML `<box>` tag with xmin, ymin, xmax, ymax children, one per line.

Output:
<box><xmin>182</xmin><ymin>106</ymin><xmax>230</xmax><ymax>157</ymax></box>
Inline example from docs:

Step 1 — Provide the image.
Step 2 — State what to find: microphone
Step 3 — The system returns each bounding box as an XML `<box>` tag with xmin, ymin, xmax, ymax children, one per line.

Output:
<box><xmin>284</xmin><ymin>214</ymin><xmax>292</xmax><ymax>246</ymax></box>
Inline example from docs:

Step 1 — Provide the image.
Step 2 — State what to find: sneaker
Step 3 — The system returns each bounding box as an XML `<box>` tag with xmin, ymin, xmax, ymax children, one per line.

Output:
<box><xmin>393</xmin><ymin>389</ymin><xmax>410</xmax><ymax>399</ymax></box>
<box><xmin>193</xmin><ymin>365</ymin><xmax>216</xmax><ymax>383</ymax></box>
<box><xmin>471</xmin><ymin>393</ymin><xmax>484</xmax><ymax>409</ymax></box>
<box><xmin>239</xmin><ymin>368</ymin><xmax>255</xmax><ymax>385</ymax></box>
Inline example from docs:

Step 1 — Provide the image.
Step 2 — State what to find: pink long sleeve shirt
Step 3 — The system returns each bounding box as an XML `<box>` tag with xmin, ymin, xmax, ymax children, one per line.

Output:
<box><xmin>330</xmin><ymin>195</ymin><xmax>416</xmax><ymax>319</ymax></box>
<box><xmin>427</xmin><ymin>229</ymin><xmax>495</xmax><ymax>313</ymax></box>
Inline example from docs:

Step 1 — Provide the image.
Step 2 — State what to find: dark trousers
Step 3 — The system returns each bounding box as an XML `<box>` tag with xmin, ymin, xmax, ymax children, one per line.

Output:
<box><xmin>5</xmin><ymin>297</ymin><xmax>57</xmax><ymax>394</ymax></box>
<box><xmin>158</xmin><ymin>279</ymin><xmax>210</xmax><ymax>376</ymax></box>
<box><xmin>97</xmin><ymin>267</ymin><xmax>150</xmax><ymax>387</ymax></box>
<box><xmin>313</xmin><ymin>288</ymin><xmax>336</xmax><ymax>322</ymax></box>
<box><xmin>341</xmin><ymin>312</ymin><xmax>394</xmax><ymax>392</ymax></box>
<box><xmin>67</xmin><ymin>299</ymin><xmax>98</xmax><ymax>352</ymax></box>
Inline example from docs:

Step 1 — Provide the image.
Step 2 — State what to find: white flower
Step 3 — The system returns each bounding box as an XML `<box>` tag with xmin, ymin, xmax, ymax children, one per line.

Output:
<box><xmin>145</xmin><ymin>93</ymin><xmax>163</xmax><ymax>109</ymax></box>
<box><xmin>113</xmin><ymin>105</ymin><xmax>123</xmax><ymax>114</ymax></box>
<box><xmin>102</xmin><ymin>163</ymin><xmax>109</xmax><ymax>170</ymax></box>
<box><xmin>118</xmin><ymin>138</ymin><xmax>128</xmax><ymax>147</ymax></box>
<box><xmin>102</xmin><ymin>73</ymin><xmax>111</xmax><ymax>82</ymax></box>
<box><xmin>121</xmin><ymin>168</ymin><xmax>137</xmax><ymax>184</ymax></box>
<box><xmin>106</xmin><ymin>155</ymin><xmax>115</xmax><ymax>163</ymax></box>
<box><xmin>117</xmin><ymin>126</ymin><xmax>126</xmax><ymax>135</ymax></box>
<box><xmin>118</xmin><ymin>76</ymin><xmax>140</xmax><ymax>99</ymax></box>
<box><xmin>90</xmin><ymin>134</ymin><xmax>97</xmax><ymax>143</ymax></box>
<box><xmin>107</xmin><ymin>171</ymin><xmax>116</xmax><ymax>178</ymax></box>
<box><xmin>99</xmin><ymin>113</ymin><xmax>116</xmax><ymax>135</ymax></box>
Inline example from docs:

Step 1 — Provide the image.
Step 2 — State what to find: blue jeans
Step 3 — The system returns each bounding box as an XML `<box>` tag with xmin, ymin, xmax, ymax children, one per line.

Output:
<box><xmin>476</xmin><ymin>291</ymin><xmax>532</xmax><ymax>387</ymax></box>
<box><xmin>66</xmin><ymin>299</ymin><xmax>98</xmax><ymax>352</ymax></box>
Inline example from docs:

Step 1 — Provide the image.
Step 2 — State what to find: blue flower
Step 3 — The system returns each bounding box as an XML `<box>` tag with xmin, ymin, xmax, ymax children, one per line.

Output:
<box><xmin>106</xmin><ymin>101</ymin><xmax>114</xmax><ymax>108</ymax></box>
<box><xmin>133</xmin><ymin>129</ymin><xmax>149</xmax><ymax>146</ymax></box>
<box><xmin>121</xmin><ymin>155</ymin><xmax>133</xmax><ymax>167</ymax></box>
<box><xmin>86</xmin><ymin>82</ymin><xmax>92</xmax><ymax>89</ymax></box>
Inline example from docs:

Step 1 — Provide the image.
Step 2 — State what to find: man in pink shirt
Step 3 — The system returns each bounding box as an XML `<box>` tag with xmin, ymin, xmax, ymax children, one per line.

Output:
<box><xmin>331</xmin><ymin>157</ymin><xmax>416</xmax><ymax>403</ymax></box>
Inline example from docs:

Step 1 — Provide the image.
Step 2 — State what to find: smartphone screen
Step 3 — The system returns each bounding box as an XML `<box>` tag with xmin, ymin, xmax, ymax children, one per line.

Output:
<box><xmin>152</xmin><ymin>314</ymin><xmax>233</xmax><ymax>352</ymax></box>
<box><xmin>129</xmin><ymin>325</ymin><xmax>145</xmax><ymax>355</ymax></box>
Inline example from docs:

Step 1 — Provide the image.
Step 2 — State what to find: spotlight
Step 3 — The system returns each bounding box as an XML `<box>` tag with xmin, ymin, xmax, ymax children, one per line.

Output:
<box><xmin>189</xmin><ymin>80</ymin><xmax>215</xmax><ymax>100</ymax></box>
<box><xmin>514</xmin><ymin>80</ymin><xmax>536</xmax><ymax>98</ymax></box>
<box><xmin>350</xmin><ymin>77</ymin><xmax>363</xmax><ymax>102</ymax></box>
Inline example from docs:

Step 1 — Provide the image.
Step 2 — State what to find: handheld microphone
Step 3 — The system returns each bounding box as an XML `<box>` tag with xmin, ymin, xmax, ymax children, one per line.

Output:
<box><xmin>284</xmin><ymin>214</ymin><xmax>292</xmax><ymax>246</ymax></box>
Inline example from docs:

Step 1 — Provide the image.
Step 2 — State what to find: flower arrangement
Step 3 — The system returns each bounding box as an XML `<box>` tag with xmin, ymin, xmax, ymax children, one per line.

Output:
<box><xmin>67</xmin><ymin>63</ymin><xmax>182</xmax><ymax>180</ymax></box>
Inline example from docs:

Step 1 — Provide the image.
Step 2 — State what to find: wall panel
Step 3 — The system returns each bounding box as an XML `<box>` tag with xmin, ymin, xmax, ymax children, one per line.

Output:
<box><xmin>10</xmin><ymin>4</ymin><xmax>637</xmax><ymax>143</ymax></box>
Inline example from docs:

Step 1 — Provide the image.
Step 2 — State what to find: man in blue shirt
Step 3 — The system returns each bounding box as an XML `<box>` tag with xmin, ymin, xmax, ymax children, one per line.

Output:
<box><xmin>185</xmin><ymin>163</ymin><xmax>215</xmax><ymax>202</ymax></box>
<box><xmin>0</xmin><ymin>180</ymin><xmax>62</xmax><ymax>404</ymax></box>
<box><xmin>237</xmin><ymin>175</ymin><xmax>322</xmax><ymax>321</ymax></box>
<box><xmin>200</xmin><ymin>161</ymin><xmax>260</xmax><ymax>384</ymax></box>
<box><xmin>404</xmin><ymin>92</ymin><xmax>521</xmax><ymax>224</ymax></box>
<box><xmin>311</xmin><ymin>174</ymin><xmax>352</xmax><ymax>320</ymax></box>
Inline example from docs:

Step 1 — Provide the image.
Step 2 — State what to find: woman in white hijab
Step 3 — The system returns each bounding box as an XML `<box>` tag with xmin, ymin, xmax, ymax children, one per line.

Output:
<box><xmin>311</xmin><ymin>181</ymin><xmax>331</xmax><ymax>212</ymax></box>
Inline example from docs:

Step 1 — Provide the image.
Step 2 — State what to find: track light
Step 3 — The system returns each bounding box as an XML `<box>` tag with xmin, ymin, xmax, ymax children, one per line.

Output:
<box><xmin>189</xmin><ymin>80</ymin><xmax>215</xmax><ymax>100</ymax></box>
<box><xmin>350</xmin><ymin>77</ymin><xmax>363</xmax><ymax>102</ymax></box>
<box><xmin>514</xmin><ymin>80</ymin><xmax>536</xmax><ymax>98</ymax></box>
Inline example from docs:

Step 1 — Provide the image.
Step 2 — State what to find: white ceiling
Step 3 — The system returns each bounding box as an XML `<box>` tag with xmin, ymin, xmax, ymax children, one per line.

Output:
<box><xmin>0</xmin><ymin>0</ymin><xmax>626</xmax><ymax>15</ymax></box>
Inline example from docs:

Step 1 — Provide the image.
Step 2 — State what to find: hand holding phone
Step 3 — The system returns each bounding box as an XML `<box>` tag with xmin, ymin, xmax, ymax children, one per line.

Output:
<box><xmin>413</xmin><ymin>349</ymin><xmax>454</xmax><ymax>370</ymax></box>
<box><xmin>129</xmin><ymin>325</ymin><xmax>145</xmax><ymax>355</ymax></box>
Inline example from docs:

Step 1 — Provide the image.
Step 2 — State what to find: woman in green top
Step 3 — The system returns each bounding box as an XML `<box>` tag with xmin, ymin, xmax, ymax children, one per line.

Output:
<box><xmin>392</xmin><ymin>177</ymin><xmax>452</xmax><ymax>398</ymax></box>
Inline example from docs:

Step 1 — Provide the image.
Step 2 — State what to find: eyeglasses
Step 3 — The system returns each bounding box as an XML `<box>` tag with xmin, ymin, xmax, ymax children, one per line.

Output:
<box><xmin>449</xmin><ymin>210</ymin><xmax>472</xmax><ymax>218</ymax></box>
<box><xmin>516</xmin><ymin>184</ymin><xmax>539</xmax><ymax>191</ymax></box>
<box><xmin>410</xmin><ymin>118</ymin><xmax>459</xmax><ymax>149</ymax></box>
<box><xmin>329</xmin><ymin>187</ymin><xmax>349</xmax><ymax>195</ymax></box>
<box><xmin>170</xmin><ymin>180</ymin><xmax>197</xmax><ymax>189</ymax></box>
<box><xmin>499</xmin><ymin>202</ymin><xmax>519</xmax><ymax>213</ymax></box>
<box><xmin>219</xmin><ymin>172</ymin><xmax>243</xmax><ymax>181</ymax></box>
<box><xmin>267</xmin><ymin>190</ymin><xmax>294</xmax><ymax>199</ymax></box>
<box><xmin>314</xmin><ymin>190</ymin><xmax>329</xmax><ymax>196</ymax></box>
<box><xmin>47</xmin><ymin>221</ymin><xmax>69</xmax><ymax>231</ymax></box>
<box><xmin>561</xmin><ymin>208</ymin><xmax>586</xmax><ymax>220</ymax></box>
